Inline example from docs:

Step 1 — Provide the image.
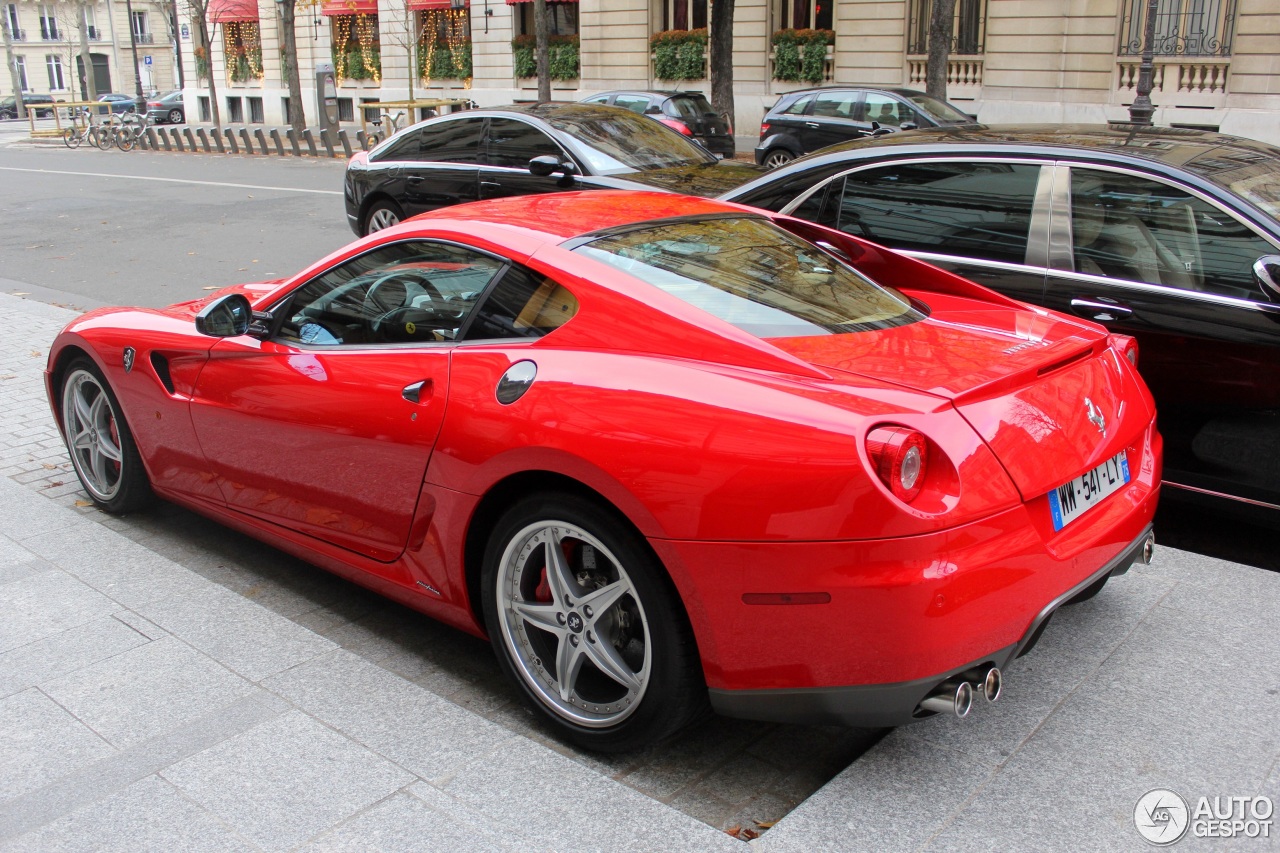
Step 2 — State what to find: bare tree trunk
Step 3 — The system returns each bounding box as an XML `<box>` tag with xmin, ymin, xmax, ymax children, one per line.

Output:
<box><xmin>195</xmin><ymin>14</ymin><xmax>221</xmax><ymax>127</ymax></box>
<box><xmin>168</xmin><ymin>0</ymin><xmax>184</xmax><ymax>88</ymax></box>
<box><xmin>0</xmin><ymin>18</ymin><xmax>23</xmax><ymax>120</ymax></box>
<box><xmin>278</xmin><ymin>0</ymin><xmax>305</xmax><ymax>133</ymax></box>
<box><xmin>925</xmin><ymin>0</ymin><xmax>956</xmax><ymax>100</ymax></box>
<box><xmin>709</xmin><ymin>0</ymin><xmax>735</xmax><ymax>136</ymax></box>
<box><xmin>76</xmin><ymin>3</ymin><xmax>97</xmax><ymax>101</ymax></box>
<box><xmin>534</xmin><ymin>0</ymin><xmax>549</xmax><ymax>104</ymax></box>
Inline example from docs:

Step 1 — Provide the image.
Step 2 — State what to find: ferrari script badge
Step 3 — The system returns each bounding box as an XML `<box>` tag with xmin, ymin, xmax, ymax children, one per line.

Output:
<box><xmin>1085</xmin><ymin>397</ymin><xmax>1106</xmax><ymax>433</ymax></box>
<box><xmin>122</xmin><ymin>347</ymin><xmax>135</xmax><ymax>373</ymax></box>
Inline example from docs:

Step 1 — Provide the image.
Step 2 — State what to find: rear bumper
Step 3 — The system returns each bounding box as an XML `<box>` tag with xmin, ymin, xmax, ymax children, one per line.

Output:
<box><xmin>706</xmin><ymin>524</ymin><xmax>1154</xmax><ymax>727</ymax></box>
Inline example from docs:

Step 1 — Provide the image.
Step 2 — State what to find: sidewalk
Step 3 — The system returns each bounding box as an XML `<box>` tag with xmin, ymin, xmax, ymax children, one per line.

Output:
<box><xmin>2</xmin><ymin>290</ymin><xmax>1278</xmax><ymax>851</ymax></box>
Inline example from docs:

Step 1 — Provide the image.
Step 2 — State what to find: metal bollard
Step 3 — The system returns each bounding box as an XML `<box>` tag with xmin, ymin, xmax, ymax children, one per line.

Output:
<box><xmin>337</xmin><ymin>129</ymin><xmax>353</xmax><ymax>158</ymax></box>
<box><xmin>169</xmin><ymin>128</ymin><xmax>184</xmax><ymax>152</ymax></box>
<box><xmin>213</xmin><ymin>129</ymin><xmax>225</xmax><ymax>153</ymax></box>
<box><xmin>144</xmin><ymin>128</ymin><xmax>159</xmax><ymax>149</ymax></box>
<box><xmin>160</xmin><ymin>131</ymin><xmax>172</xmax><ymax>151</ymax></box>
<box><xmin>224</xmin><ymin>128</ymin><xmax>238</xmax><ymax>154</ymax></box>
<box><xmin>182</xmin><ymin>128</ymin><xmax>196</xmax><ymax>151</ymax></box>
<box><xmin>196</xmin><ymin>128</ymin><xmax>211</xmax><ymax>153</ymax></box>
<box><xmin>239</xmin><ymin>128</ymin><xmax>254</xmax><ymax>154</ymax></box>
<box><xmin>301</xmin><ymin>128</ymin><xmax>317</xmax><ymax>156</ymax></box>
<box><xmin>318</xmin><ymin>128</ymin><xmax>335</xmax><ymax>158</ymax></box>
<box><xmin>285</xmin><ymin>128</ymin><xmax>301</xmax><ymax>156</ymax></box>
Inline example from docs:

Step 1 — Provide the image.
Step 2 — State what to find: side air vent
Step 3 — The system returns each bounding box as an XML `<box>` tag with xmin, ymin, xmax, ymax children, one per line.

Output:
<box><xmin>150</xmin><ymin>352</ymin><xmax>175</xmax><ymax>393</ymax></box>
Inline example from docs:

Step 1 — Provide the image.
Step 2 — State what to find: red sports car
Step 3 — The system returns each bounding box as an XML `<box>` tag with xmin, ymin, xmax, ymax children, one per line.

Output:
<box><xmin>46</xmin><ymin>191</ymin><xmax>1160</xmax><ymax>751</ymax></box>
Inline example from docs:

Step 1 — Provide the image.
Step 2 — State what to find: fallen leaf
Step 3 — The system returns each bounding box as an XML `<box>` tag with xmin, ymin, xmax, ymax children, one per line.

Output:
<box><xmin>48</xmin><ymin>480</ymin><xmax>64</xmax><ymax>487</ymax></box>
<box><xmin>755</xmin><ymin>820</ymin><xmax>778</xmax><ymax>829</ymax></box>
<box><xmin>30</xmin><ymin>350</ymin><xmax>42</xmax><ymax>357</ymax></box>
<box><xmin>202</xmin><ymin>286</ymin><xmax>219</xmax><ymax>290</ymax></box>
<box><xmin>13</xmin><ymin>291</ymin><xmax>29</xmax><ymax>296</ymax></box>
<box><xmin>724</xmin><ymin>826</ymin><xmax>742</xmax><ymax>839</ymax></box>
<box><xmin>237</xmin><ymin>267</ymin><xmax>247</xmax><ymax>271</ymax></box>
<box><xmin>742</xmin><ymin>829</ymin><xmax>760</xmax><ymax>840</ymax></box>
<box><xmin>187</xmin><ymin>251</ymin><xmax>197</xmax><ymax>255</ymax></box>
<box><xmin>42</xmin><ymin>463</ymin><xmax>58</xmax><ymax>469</ymax></box>
<box><xmin>74</xmin><ymin>499</ymin><xmax>92</xmax><ymax>507</ymax></box>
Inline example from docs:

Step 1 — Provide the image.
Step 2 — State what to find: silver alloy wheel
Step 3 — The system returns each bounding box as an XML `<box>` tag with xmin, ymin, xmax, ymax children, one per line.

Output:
<box><xmin>167</xmin><ymin>108</ymin><xmax>182</xmax><ymax>124</ymax></box>
<box><xmin>763</xmin><ymin>149</ymin><xmax>794</xmax><ymax>168</ymax></box>
<box><xmin>61</xmin><ymin>368</ymin><xmax>124</xmax><ymax>502</ymax></box>
<box><xmin>367</xmin><ymin>206</ymin><xmax>401</xmax><ymax>232</ymax></box>
<box><xmin>495</xmin><ymin>520</ymin><xmax>652</xmax><ymax>728</ymax></box>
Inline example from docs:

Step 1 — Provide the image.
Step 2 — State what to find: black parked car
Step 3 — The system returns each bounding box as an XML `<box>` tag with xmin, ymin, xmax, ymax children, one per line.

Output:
<box><xmin>0</xmin><ymin>93</ymin><xmax>56</xmax><ymax>119</ymax></box>
<box><xmin>755</xmin><ymin>86</ymin><xmax>977</xmax><ymax>168</ymax></box>
<box><xmin>343</xmin><ymin>103</ymin><xmax>760</xmax><ymax>236</ymax></box>
<box><xmin>723</xmin><ymin>124</ymin><xmax>1280</xmax><ymax>522</ymax></box>
<box><xmin>146</xmin><ymin>90</ymin><xmax>185</xmax><ymax>125</ymax></box>
<box><xmin>581</xmin><ymin>90</ymin><xmax>734</xmax><ymax>158</ymax></box>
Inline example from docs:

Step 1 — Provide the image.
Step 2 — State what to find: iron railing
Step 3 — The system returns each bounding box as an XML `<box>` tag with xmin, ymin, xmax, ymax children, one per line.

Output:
<box><xmin>1119</xmin><ymin>0</ymin><xmax>1236</xmax><ymax>57</ymax></box>
<box><xmin>907</xmin><ymin>0</ymin><xmax>985</xmax><ymax>55</ymax></box>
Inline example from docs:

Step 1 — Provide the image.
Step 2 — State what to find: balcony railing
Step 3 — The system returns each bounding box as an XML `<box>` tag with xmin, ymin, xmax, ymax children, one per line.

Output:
<box><xmin>1119</xmin><ymin>0</ymin><xmax>1236</xmax><ymax>57</ymax></box>
<box><xmin>1117</xmin><ymin>57</ymin><xmax>1229</xmax><ymax>96</ymax></box>
<box><xmin>39</xmin><ymin>24</ymin><xmax>59</xmax><ymax>41</ymax></box>
<box><xmin>7</xmin><ymin>27</ymin><xmax>26</xmax><ymax>41</ymax></box>
<box><xmin>907</xmin><ymin>55</ymin><xmax>984</xmax><ymax>90</ymax></box>
<box><xmin>133</xmin><ymin>32</ymin><xmax>155</xmax><ymax>44</ymax></box>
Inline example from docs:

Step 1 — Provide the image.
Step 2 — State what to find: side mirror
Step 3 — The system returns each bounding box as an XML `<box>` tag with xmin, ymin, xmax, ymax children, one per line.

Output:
<box><xmin>1253</xmin><ymin>255</ymin><xmax>1280</xmax><ymax>300</ymax></box>
<box><xmin>195</xmin><ymin>293</ymin><xmax>252</xmax><ymax>338</ymax></box>
<box><xmin>528</xmin><ymin>154</ymin><xmax>577</xmax><ymax>178</ymax></box>
<box><xmin>899</xmin><ymin>121</ymin><xmax>918</xmax><ymax>131</ymax></box>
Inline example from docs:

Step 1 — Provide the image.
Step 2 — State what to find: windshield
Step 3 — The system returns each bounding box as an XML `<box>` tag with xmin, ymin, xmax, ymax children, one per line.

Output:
<box><xmin>905</xmin><ymin>93</ymin><xmax>973</xmax><ymax>124</ymax></box>
<box><xmin>573</xmin><ymin>216</ymin><xmax>923</xmax><ymax>338</ymax></box>
<box><xmin>548</xmin><ymin>109</ymin><xmax>716</xmax><ymax>174</ymax></box>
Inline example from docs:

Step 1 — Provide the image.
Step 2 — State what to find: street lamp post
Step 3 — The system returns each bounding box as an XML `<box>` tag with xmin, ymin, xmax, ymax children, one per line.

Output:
<box><xmin>123</xmin><ymin>0</ymin><xmax>145</xmax><ymax>108</ymax></box>
<box><xmin>1128</xmin><ymin>0</ymin><xmax>1159</xmax><ymax>125</ymax></box>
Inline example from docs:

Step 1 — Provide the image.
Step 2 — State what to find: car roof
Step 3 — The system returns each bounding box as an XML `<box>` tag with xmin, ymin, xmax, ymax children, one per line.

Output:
<box><xmin>795</xmin><ymin>123</ymin><xmax>1280</xmax><ymax>185</ymax></box>
<box><xmin>595</xmin><ymin>90</ymin><xmax>706</xmax><ymax>98</ymax></box>
<box><xmin>412</xmin><ymin>190</ymin><xmax>754</xmax><ymax>243</ymax></box>
<box><xmin>775</xmin><ymin>86</ymin><xmax>926</xmax><ymax>99</ymax></box>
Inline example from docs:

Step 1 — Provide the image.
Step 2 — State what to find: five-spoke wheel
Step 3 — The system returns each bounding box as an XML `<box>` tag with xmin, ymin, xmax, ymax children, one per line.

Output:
<box><xmin>363</xmin><ymin>200</ymin><xmax>403</xmax><ymax>236</ymax></box>
<box><xmin>59</xmin><ymin>359</ymin><xmax>151</xmax><ymax>513</ymax></box>
<box><xmin>762</xmin><ymin>148</ymin><xmax>796</xmax><ymax>169</ymax></box>
<box><xmin>483</xmin><ymin>494</ymin><xmax>705</xmax><ymax>751</ymax></box>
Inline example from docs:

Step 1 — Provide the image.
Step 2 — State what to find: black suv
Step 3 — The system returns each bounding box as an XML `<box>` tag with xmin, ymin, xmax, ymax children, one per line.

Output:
<box><xmin>0</xmin><ymin>93</ymin><xmax>57</xmax><ymax>119</ymax></box>
<box><xmin>755</xmin><ymin>86</ymin><xmax>976</xmax><ymax>167</ymax></box>
<box><xmin>582</xmin><ymin>90</ymin><xmax>734</xmax><ymax>158</ymax></box>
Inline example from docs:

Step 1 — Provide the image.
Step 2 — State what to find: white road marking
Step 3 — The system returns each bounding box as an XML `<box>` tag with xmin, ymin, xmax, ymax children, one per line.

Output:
<box><xmin>0</xmin><ymin>165</ymin><xmax>342</xmax><ymax>195</ymax></box>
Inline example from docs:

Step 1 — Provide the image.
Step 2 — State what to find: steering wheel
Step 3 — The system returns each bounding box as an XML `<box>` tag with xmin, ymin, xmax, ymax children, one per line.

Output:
<box><xmin>365</xmin><ymin>272</ymin><xmax>442</xmax><ymax>336</ymax></box>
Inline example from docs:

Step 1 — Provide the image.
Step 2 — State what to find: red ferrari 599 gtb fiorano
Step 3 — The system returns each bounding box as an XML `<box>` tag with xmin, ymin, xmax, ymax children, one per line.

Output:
<box><xmin>46</xmin><ymin>191</ymin><xmax>1160</xmax><ymax>751</ymax></box>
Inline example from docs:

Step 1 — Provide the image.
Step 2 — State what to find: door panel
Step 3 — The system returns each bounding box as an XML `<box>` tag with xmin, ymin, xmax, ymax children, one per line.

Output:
<box><xmin>479</xmin><ymin>117</ymin><xmax>575</xmax><ymax>200</ymax></box>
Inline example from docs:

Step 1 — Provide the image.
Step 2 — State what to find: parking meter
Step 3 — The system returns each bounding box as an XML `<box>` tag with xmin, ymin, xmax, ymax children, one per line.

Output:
<box><xmin>315</xmin><ymin>61</ymin><xmax>339</xmax><ymax>134</ymax></box>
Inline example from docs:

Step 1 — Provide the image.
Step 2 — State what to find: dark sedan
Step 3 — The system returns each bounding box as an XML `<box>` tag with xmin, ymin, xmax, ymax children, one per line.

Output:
<box><xmin>0</xmin><ymin>93</ymin><xmax>56</xmax><ymax>119</ymax></box>
<box><xmin>343</xmin><ymin>102</ymin><xmax>760</xmax><ymax>237</ymax></box>
<box><xmin>722</xmin><ymin>124</ymin><xmax>1280</xmax><ymax>522</ymax></box>
<box><xmin>580</xmin><ymin>90</ymin><xmax>734</xmax><ymax>158</ymax></box>
<box><xmin>96</xmin><ymin>93</ymin><xmax>138</xmax><ymax>114</ymax></box>
<box><xmin>754</xmin><ymin>86</ymin><xmax>977</xmax><ymax>168</ymax></box>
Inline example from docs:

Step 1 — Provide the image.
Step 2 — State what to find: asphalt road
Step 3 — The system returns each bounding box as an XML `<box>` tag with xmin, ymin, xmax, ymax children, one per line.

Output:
<box><xmin>2</xmin><ymin>140</ymin><xmax>1275</xmax><ymax>574</ymax></box>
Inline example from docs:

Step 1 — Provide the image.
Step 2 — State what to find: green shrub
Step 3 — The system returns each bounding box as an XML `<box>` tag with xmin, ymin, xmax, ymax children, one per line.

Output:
<box><xmin>419</xmin><ymin>39</ymin><xmax>472</xmax><ymax>80</ymax></box>
<box><xmin>772</xmin><ymin>28</ymin><xmax>834</xmax><ymax>84</ymax></box>
<box><xmin>511</xmin><ymin>34</ymin><xmax>579</xmax><ymax>81</ymax></box>
<box><xmin>650</xmin><ymin>28</ymin><xmax>707</xmax><ymax>80</ymax></box>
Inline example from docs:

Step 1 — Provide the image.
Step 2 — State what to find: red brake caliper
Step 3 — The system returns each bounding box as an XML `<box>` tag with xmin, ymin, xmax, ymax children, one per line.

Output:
<box><xmin>534</xmin><ymin>568</ymin><xmax>551</xmax><ymax>603</ymax></box>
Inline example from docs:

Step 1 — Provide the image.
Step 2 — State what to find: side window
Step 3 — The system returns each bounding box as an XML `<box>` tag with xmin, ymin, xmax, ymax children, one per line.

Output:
<box><xmin>582</xmin><ymin>95</ymin><xmax>609</xmax><ymax>105</ymax></box>
<box><xmin>781</xmin><ymin>95</ymin><xmax>813</xmax><ymax>116</ymax></box>
<box><xmin>862</xmin><ymin>94</ymin><xmax>905</xmax><ymax>127</ymax></box>
<box><xmin>614</xmin><ymin>95</ymin><xmax>650</xmax><ymax>114</ymax></box>
<box><xmin>277</xmin><ymin>242</ymin><xmax>504</xmax><ymax>346</ymax></box>
<box><xmin>835</xmin><ymin>161</ymin><xmax>1041</xmax><ymax>265</ymax></box>
<box><xmin>1069</xmin><ymin>169</ymin><xmax>1279</xmax><ymax>300</ymax></box>
<box><xmin>810</xmin><ymin>91</ymin><xmax>858</xmax><ymax>119</ymax></box>
<box><xmin>374</xmin><ymin>116</ymin><xmax>484</xmax><ymax>164</ymax></box>
<box><xmin>465</xmin><ymin>266</ymin><xmax>580</xmax><ymax>340</ymax></box>
<box><xmin>483</xmin><ymin>118</ymin><xmax>566</xmax><ymax>169</ymax></box>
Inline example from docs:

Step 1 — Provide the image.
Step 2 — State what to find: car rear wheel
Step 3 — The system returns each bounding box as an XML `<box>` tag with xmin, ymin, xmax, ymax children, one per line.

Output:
<box><xmin>363</xmin><ymin>199</ymin><xmax>404</xmax><ymax>236</ymax></box>
<box><xmin>167</xmin><ymin>108</ymin><xmax>183</xmax><ymax>124</ymax></box>
<box><xmin>763</xmin><ymin>149</ymin><xmax>796</xmax><ymax>169</ymax></box>
<box><xmin>59</xmin><ymin>358</ymin><xmax>152</xmax><ymax>514</ymax></box>
<box><xmin>481</xmin><ymin>493</ymin><xmax>706</xmax><ymax>752</ymax></box>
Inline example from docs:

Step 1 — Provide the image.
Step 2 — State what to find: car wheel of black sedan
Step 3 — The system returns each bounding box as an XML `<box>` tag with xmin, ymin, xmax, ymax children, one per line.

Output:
<box><xmin>59</xmin><ymin>358</ymin><xmax>152</xmax><ymax>514</ymax></box>
<box><xmin>482</xmin><ymin>493</ymin><xmax>707</xmax><ymax>752</ymax></box>
<box><xmin>167</xmin><ymin>108</ymin><xmax>184</xmax><ymax>124</ymax></box>
<box><xmin>363</xmin><ymin>199</ymin><xmax>404</xmax><ymax>236</ymax></box>
<box><xmin>763</xmin><ymin>149</ymin><xmax>796</xmax><ymax>169</ymax></box>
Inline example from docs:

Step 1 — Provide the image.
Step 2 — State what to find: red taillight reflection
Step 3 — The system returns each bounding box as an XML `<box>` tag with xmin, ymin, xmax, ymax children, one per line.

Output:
<box><xmin>760</xmin><ymin>123</ymin><xmax>770</xmax><ymax>135</ymax></box>
<box><xmin>658</xmin><ymin>118</ymin><xmax>693</xmax><ymax>136</ymax></box>
<box><xmin>866</xmin><ymin>426</ymin><xmax>929</xmax><ymax>503</ymax></box>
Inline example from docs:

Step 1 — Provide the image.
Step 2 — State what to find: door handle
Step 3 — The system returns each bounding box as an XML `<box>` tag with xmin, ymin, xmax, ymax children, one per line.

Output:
<box><xmin>805</xmin><ymin>122</ymin><xmax>820</xmax><ymax>128</ymax></box>
<box><xmin>406</xmin><ymin>175</ymin><xmax>424</xmax><ymax>184</ymax></box>
<box><xmin>479</xmin><ymin>181</ymin><xmax>500</xmax><ymax>198</ymax></box>
<box><xmin>402</xmin><ymin>379</ymin><xmax>433</xmax><ymax>404</ymax></box>
<box><xmin>1070</xmin><ymin>298</ymin><xmax>1133</xmax><ymax>322</ymax></box>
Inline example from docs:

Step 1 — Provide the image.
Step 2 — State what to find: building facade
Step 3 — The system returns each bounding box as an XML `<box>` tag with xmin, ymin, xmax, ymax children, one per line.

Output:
<box><xmin>2</xmin><ymin>0</ymin><xmax>180</xmax><ymax>106</ymax></box>
<box><xmin>10</xmin><ymin>0</ymin><xmax>1278</xmax><ymax>147</ymax></box>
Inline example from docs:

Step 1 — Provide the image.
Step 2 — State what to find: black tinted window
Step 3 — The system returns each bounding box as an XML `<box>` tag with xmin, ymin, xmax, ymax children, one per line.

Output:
<box><xmin>375</xmin><ymin>116</ymin><xmax>483</xmax><ymax>164</ymax></box>
<box><xmin>835</xmin><ymin>162</ymin><xmax>1041</xmax><ymax>265</ymax></box>
<box><xmin>483</xmin><ymin>118</ymin><xmax>565</xmax><ymax>169</ymax></box>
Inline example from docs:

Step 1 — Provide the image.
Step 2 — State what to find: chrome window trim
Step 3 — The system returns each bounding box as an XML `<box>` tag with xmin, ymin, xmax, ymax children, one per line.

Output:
<box><xmin>905</xmin><ymin>250</ymin><xmax>1052</xmax><ymax>278</ymax></box>
<box><xmin>1044</xmin><ymin>266</ymin><xmax>1280</xmax><ymax>314</ymax></box>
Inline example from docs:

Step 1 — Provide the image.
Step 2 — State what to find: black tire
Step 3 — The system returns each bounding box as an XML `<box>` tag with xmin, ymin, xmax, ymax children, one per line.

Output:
<box><xmin>1065</xmin><ymin>573</ymin><xmax>1108</xmax><ymax>605</ymax></box>
<box><xmin>116</xmin><ymin>129</ymin><xmax>136</xmax><ymax>151</ymax></box>
<box><xmin>362</xmin><ymin>198</ymin><xmax>403</xmax><ymax>236</ymax></box>
<box><xmin>481</xmin><ymin>492</ymin><xmax>707</xmax><ymax>752</ymax></box>
<box><xmin>86</xmin><ymin>126</ymin><xmax>103</xmax><ymax>149</ymax></box>
<box><xmin>762</xmin><ymin>148</ymin><xmax>796</xmax><ymax>169</ymax></box>
<box><xmin>58</xmin><ymin>357</ymin><xmax>153</xmax><ymax>514</ymax></box>
<box><xmin>63</xmin><ymin>127</ymin><xmax>81</xmax><ymax>149</ymax></box>
<box><xmin>167</xmin><ymin>108</ymin><xmax>183</xmax><ymax>124</ymax></box>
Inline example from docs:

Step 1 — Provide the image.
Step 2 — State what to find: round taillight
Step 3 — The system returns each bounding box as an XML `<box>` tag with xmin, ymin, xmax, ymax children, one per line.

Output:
<box><xmin>1109</xmin><ymin>333</ymin><xmax>1138</xmax><ymax>366</ymax></box>
<box><xmin>866</xmin><ymin>426</ymin><xmax>929</xmax><ymax>503</ymax></box>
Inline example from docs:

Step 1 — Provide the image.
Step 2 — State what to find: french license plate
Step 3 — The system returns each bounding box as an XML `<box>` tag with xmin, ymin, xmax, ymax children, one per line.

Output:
<box><xmin>1048</xmin><ymin>451</ymin><xmax>1131</xmax><ymax>531</ymax></box>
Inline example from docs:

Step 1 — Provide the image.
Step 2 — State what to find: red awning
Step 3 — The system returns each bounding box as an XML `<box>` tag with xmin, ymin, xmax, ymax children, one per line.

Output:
<box><xmin>321</xmin><ymin>0</ymin><xmax>379</xmax><ymax>16</ymax></box>
<box><xmin>407</xmin><ymin>0</ymin><xmax>468</xmax><ymax>9</ymax></box>
<box><xmin>506</xmin><ymin>0</ymin><xmax>576</xmax><ymax>4</ymax></box>
<box><xmin>208</xmin><ymin>0</ymin><xmax>258</xmax><ymax>23</ymax></box>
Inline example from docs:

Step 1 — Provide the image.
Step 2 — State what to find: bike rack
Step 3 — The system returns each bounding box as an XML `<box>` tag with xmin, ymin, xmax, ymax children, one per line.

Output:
<box><xmin>269</xmin><ymin>129</ymin><xmax>286</xmax><ymax>156</ymax></box>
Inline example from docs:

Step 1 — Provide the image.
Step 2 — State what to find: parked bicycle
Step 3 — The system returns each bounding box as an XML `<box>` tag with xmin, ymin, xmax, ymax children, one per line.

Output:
<box><xmin>364</xmin><ymin>109</ymin><xmax>407</xmax><ymax>149</ymax></box>
<box><xmin>114</xmin><ymin>112</ymin><xmax>151</xmax><ymax>151</ymax></box>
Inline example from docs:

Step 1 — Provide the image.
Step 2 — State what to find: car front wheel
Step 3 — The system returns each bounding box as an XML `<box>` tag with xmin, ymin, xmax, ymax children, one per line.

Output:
<box><xmin>59</xmin><ymin>358</ymin><xmax>152</xmax><ymax>514</ymax></box>
<box><xmin>482</xmin><ymin>493</ymin><xmax>706</xmax><ymax>752</ymax></box>
<box><xmin>363</xmin><ymin>199</ymin><xmax>404</xmax><ymax>236</ymax></box>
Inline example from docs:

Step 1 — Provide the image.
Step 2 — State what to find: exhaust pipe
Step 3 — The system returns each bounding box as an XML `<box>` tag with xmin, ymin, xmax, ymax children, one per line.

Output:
<box><xmin>963</xmin><ymin>665</ymin><xmax>1002</xmax><ymax>703</ymax></box>
<box><xmin>1140</xmin><ymin>532</ymin><xmax>1155</xmax><ymax>565</ymax></box>
<box><xmin>918</xmin><ymin>680</ymin><xmax>973</xmax><ymax>718</ymax></box>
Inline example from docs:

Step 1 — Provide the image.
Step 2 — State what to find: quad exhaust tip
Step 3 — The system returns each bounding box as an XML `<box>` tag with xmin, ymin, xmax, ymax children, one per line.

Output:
<box><xmin>1141</xmin><ymin>532</ymin><xmax>1156</xmax><ymax>565</ymax></box>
